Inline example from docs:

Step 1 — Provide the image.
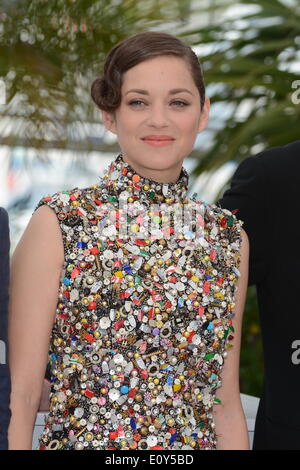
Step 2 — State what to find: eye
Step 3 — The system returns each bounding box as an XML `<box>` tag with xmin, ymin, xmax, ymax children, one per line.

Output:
<box><xmin>171</xmin><ymin>100</ymin><xmax>189</xmax><ymax>107</ymax></box>
<box><xmin>128</xmin><ymin>100</ymin><xmax>145</xmax><ymax>107</ymax></box>
<box><xmin>128</xmin><ymin>100</ymin><xmax>189</xmax><ymax>107</ymax></box>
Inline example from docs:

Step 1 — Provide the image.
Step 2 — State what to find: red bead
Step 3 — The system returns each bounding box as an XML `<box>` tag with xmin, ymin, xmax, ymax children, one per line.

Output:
<box><xmin>128</xmin><ymin>387</ymin><xmax>137</xmax><ymax>398</ymax></box>
<box><xmin>83</xmin><ymin>333</ymin><xmax>95</xmax><ymax>343</ymax></box>
<box><xmin>220</xmin><ymin>216</ymin><xmax>227</xmax><ymax>228</ymax></box>
<box><xmin>140</xmin><ymin>369</ymin><xmax>148</xmax><ymax>379</ymax></box>
<box><xmin>88</xmin><ymin>301</ymin><xmax>97</xmax><ymax>310</ymax></box>
<box><xmin>112</xmin><ymin>320</ymin><xmax>124</xmax><ymax>330</ymax></box>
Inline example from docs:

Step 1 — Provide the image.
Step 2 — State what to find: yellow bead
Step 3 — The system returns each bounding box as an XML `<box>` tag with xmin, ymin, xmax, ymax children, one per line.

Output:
<box><xmin>173</xmin><ymin>384</ymin><xmax>181</xmax><ymax>392</ymax></box>
<box><xmin>183</xmin><ymin>331</ymin><xmax>190</xmax><ymax>338</ymax></box>
<box><xmin>167</xmin><ymin>418</ymin><xmax>174</xmax><ymax>426</ymax></box>
<box><xmin>154</xmin><ymin>419</ymin><xmax>161</xmax><ymax>429</ymax></box>
<box><xmin>153</xmin><ymin>378</ymin><xmax>159</xmax><ymax>385</ymax></box>
<box><xmin>197</xmin><ymin>393</ymin><xmax>203</xmax><ymax>400</ymax></box>
<box><xmin>130</xmin><ymin>224</ymin><xmax>140</xmax><ymax>233</ymax></box>
<box><xmin>191</xmin><ymin>275</ymin><xmax>199</xmax><ymax>282</ymax></box>
<box><xmin>115</xmin><ymin>271</ymin><xmax>124</xmax><ymax>278</ymax></box>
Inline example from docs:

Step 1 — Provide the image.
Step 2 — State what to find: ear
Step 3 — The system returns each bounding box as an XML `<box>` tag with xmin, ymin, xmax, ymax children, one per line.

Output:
<box><xmin>197</xmin><ymin>96</ymin><xmax>210</xmax><ymax>133</ymax></box>
<box><xmin>102</xmin><ymin>110</ymin><xmax>117</xmax><ymax>135</ymax></box>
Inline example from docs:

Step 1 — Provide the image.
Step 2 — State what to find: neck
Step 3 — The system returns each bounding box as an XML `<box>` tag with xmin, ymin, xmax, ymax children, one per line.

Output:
<box><xmin>121</xmin><ymin>154</ymin><xmax>183</xmax><ymax>184</ymax></box>
<box><xmin>99</xmin><ymin>153</ymin><xmax>190</xmax><ymax>204</ymax></box>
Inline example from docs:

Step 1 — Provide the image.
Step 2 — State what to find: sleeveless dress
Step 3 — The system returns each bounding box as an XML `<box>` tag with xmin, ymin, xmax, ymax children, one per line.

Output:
<box><xmin>34</xmin><ymin>153</ymin><xmax>243</xmax><ymax>450</ymax></box>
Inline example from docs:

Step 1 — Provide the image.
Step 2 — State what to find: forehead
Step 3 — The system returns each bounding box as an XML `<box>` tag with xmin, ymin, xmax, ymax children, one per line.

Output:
<box><xmin>121</xmin><ymin>56</ymin><xmax>195</xmax><ymax>92</ymax></box>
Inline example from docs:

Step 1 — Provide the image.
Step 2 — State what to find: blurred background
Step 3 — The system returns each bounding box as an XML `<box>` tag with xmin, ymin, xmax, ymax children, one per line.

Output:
<box><xmin>1</xmin><ymin>0</ymin><xmax>300</xmax><ymax>397</ymax></box>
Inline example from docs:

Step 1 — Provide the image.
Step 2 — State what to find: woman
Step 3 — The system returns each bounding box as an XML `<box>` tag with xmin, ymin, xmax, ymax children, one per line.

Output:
<box><xmin>8</xmin><ymin>31</ymin><xmax>249</xmax><ymax>450</ymax></box>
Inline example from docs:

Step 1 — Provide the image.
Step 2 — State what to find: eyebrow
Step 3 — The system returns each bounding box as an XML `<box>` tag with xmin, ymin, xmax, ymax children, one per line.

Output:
<box><xmin>125</xmin><ymin>88</ymin><xmax>194</xmax><ymax>96</ymax></box>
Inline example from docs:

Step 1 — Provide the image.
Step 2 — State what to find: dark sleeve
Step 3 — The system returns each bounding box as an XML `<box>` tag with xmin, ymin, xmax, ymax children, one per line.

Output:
<box><xmin>218</xmin><ymin>155</ymin><xmax>269</xmax><ymax>286</ymax></box>
<box><xmin>0</xmin><ymin>208</ymin><xmax>11</xmax><ymax>450</ymax></box>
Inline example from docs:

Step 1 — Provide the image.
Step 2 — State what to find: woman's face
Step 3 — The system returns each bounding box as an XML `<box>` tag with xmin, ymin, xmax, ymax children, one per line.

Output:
<box><xmin>102</xmin><ymin>55</ymin><xmax>210</xmax><ymax>182</ymax></box>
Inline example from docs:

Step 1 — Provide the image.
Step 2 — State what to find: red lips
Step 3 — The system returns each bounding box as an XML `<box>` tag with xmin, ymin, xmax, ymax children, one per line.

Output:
<box><xmin>142</xmin><ymin>135</ymin><xmax>174</xmax><ymax>141</ymax></box>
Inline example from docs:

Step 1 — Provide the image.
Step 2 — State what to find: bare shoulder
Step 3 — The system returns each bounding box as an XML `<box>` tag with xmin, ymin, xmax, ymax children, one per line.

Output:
<box><xmin>13</xmin><ymin>204</ymin><xmax>64</xmax><ymax>268</ymax></box>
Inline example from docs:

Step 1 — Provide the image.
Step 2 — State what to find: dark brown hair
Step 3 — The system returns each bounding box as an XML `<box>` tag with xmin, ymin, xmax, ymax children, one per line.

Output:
<box><xmin>91</xmin><ymin>31</ymin><xmax>206</xmax><ymax>114</ymax></box>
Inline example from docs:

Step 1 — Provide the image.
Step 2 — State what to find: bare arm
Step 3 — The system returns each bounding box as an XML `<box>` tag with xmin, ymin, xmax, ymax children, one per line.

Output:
<box><xmin>8</xmin><ymin>205</ymin><xmax>64</xmax><ymax>450</ymax></box>
<box><xmin>213</xmin><ymin>227</ymin><xmax>250</xmax><ymax>450</ymax></box>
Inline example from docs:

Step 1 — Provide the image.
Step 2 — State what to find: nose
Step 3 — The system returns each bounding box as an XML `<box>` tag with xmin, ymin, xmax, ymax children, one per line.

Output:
<box><xmin>147</xmin><ymin>103</ymin><xmax>169</xmax><ymax>127</ymax></box>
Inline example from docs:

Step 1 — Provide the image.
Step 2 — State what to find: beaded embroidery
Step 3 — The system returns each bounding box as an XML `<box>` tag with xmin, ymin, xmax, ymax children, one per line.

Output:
<box><xmin>34</xmin><ymin>153</ymin><xmax>243</xmax><ymax>450</ymax></box>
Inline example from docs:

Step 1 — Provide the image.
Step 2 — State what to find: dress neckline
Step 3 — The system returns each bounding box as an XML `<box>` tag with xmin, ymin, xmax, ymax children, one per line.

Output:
<box><xmin>99</xmin><ymin>153</ymin><xmax>189</xmax><ymax>204</ymax></box>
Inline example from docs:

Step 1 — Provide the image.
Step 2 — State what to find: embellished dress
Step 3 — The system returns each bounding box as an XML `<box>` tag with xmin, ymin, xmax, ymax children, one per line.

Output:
<box><xmin>35</xmin><ymin>153</ymin><xmax>243</xmax><ymax>450</ymax></box>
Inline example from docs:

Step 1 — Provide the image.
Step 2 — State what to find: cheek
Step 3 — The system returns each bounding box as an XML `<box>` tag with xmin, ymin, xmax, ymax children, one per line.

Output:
<box><xmin>117</xmin><ymin>110</ymin><xmax>140</xmax><ymax>132</ymax></box>
<box><xmin>180</xmin><ymin>114</ymin><xmax>201</xmax><ymax>135</ymax></box>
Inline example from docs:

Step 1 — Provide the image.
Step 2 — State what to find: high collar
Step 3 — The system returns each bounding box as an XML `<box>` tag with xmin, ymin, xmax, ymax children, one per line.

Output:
<box><xmin>99</xmin><ymin>153</ymin><xmax>190</xmax><ymax>204</ymax></box>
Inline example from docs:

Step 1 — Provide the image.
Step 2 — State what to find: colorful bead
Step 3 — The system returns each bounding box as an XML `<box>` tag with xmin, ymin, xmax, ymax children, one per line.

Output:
<box><xmin>35</xmin><ymin>153</ymin><xmax>243</xmax><ymax>451</ymax></box>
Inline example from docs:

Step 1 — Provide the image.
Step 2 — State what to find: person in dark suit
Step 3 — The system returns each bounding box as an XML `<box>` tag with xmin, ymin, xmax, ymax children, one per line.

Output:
<box><xmin>218</xmin><ymin>139</ymin><xmax>300</xmax><ymax>449</ymax></box>
<box><xmin>0</xmin><ymin>207</ymin><xmax>11</xmax><ymax>450</ymax></box>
